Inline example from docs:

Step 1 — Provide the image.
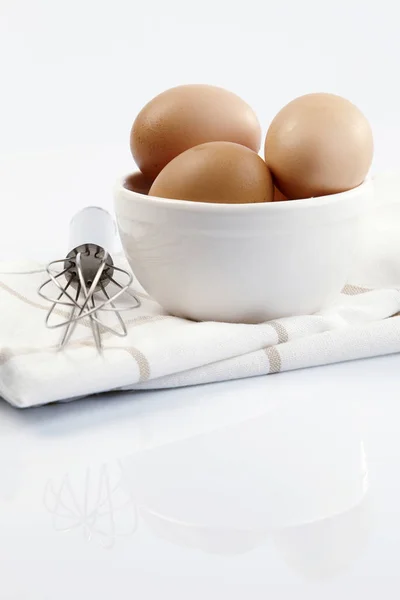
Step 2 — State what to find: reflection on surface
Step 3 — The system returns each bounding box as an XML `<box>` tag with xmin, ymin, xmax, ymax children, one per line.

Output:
<box><xmin>274</xmin><ymin>493</ymin><xmax>371</xmax><ymax>580</ymax></box>
<box><xmin>44</xmin><ymin>462</ymin><xmax>137</xmax><ymax>549</ymax></box>
<box><xmin>139</xmin><ymin>507</ymin><xmax>269</xmax><ymax>556</ymax></box>
<box><xmin>40</xmin><ymin>390</ymin><xmax>372</xmax><ymax>577</ymax></box>
<box><xmin>119</xmin><ymin>394</ymin><xmax>372</xmax><ymax>577</ymax></box>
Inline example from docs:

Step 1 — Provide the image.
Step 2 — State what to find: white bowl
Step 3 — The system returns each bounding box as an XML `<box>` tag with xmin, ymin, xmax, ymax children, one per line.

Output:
<box><xmin>114</xmin><ymin>177</ymin><xmax>372</xmax><ymax>323</ymax></box>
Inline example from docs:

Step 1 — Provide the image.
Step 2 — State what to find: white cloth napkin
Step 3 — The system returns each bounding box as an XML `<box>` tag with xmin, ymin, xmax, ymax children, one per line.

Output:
<box><xmin>1</xmin><ymin>172</ymin><xmax>400</xmax><ymax>408</ymax></box>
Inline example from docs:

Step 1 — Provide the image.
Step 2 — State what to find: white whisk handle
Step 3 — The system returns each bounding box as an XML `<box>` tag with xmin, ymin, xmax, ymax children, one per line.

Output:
<box><xmin>68</xmin><ymin>207</ymin><xmax>116</xmax><ymax>253</ymax></box>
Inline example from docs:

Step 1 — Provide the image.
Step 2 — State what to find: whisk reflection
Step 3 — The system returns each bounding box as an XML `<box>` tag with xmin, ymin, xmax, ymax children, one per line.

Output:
<box><xmin>44</xmin><ymin>464</ymin><xmax>138</xmax><ymax>550</ymax></box>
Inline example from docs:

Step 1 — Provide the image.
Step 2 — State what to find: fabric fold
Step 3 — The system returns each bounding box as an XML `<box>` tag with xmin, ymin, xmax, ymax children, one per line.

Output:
<box><xmin>0</xmin><ymin>172</ymin><xmax>399</xmax><ymax>408</ymax></box>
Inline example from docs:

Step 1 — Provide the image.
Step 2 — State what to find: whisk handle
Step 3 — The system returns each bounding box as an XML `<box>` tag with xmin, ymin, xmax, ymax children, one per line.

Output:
<box><xmin>68</xmin><ymin>207</ymin><xmax>116</xmax><ymax>254</ymax></box>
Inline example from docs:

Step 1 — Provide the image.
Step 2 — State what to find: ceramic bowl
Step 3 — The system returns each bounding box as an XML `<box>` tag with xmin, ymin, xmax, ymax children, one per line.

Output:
<box><xmin>114</xmin><ymin>177</ymin><xmax>372</xmax><ymax>323</ymax></box>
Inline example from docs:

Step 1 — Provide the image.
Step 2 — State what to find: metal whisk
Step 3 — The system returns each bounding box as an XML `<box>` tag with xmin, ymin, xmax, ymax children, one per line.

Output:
<box><xmin>38</xmin><ymin>207</ymin><xmax>140</xmax><ymax>351</ymax></box>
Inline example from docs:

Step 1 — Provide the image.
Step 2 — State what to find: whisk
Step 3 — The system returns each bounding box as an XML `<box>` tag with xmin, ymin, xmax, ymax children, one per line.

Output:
<box><xmin>38</xmin><ymin>207</ymin><xmax>140</xmax><ymax>351</ymax></box>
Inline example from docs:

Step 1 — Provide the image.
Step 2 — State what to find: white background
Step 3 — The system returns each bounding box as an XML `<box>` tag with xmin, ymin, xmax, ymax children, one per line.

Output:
<box><xmin>0</xmin><ymin>0</ymin><xmax>399</xmax><ymax>259</ymax></box>
<box><xmin>1</xmin><ymin>3</ymin><xmax>400</xmax><ymax>598</ymax></box>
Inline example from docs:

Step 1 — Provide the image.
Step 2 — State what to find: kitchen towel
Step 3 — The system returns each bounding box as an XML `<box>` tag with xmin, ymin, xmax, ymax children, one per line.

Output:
<box><xmin>0</xmin><ymin>172</ymin><xmax>399</xmax><ymax>408</ymax></box>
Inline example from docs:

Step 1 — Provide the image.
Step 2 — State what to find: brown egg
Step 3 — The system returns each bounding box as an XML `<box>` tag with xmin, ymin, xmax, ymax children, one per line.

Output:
<box><xmin>131</xmin><ymin>84</ymin><xmax>261</xmax><ymax>179</ymax></box>
<box><xmin>264</xmin><ymin>93</ymin><xmax>374</xmax><ymax>200</ymax></box>
<box><xmin>124</xmin><ymin>171</ymin><xmax>154</xmax><ymax>195</ymax></box>
<box><xmin>273</xmin><ymin>186</ymin><xmax>288</xmax><ymax>202</ymax></box>
<box><xmin>149</xmin><ymin>141</ymin><xmax>273</xmax><ymax>204</ymax></box>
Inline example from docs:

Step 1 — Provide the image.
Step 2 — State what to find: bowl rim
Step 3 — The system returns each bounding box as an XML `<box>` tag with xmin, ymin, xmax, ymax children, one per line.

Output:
<box><xmin>116</xmin><ymin>174</ymin><xmax>371</xmax><ymax>214</ymax></box>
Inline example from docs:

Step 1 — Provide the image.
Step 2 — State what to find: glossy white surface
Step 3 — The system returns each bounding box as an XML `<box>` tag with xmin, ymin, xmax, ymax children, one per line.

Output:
<box><xmin>0</xmin><ymin>354</ymin><xmax>399</xmax><ymax>598</ymax></box>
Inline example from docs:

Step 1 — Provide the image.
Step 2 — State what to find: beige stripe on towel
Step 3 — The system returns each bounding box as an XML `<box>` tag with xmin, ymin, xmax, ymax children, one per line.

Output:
<box><xmin>265</xmin><ymin>346</ymin><xmax>282</xmax><ymax>374</ymax></box>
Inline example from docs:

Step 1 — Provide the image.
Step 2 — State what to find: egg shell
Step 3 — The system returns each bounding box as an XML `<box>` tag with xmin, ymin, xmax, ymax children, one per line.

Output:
<box><xmin>264</xmin><ymin>93</ymin><xmax>374</xmax><ymax>200</ymax></box>
<box><xmin>131</xmin><ymin>84</ymin><xmax>261</xmax><ymax>179</ymax></box>
<box><xmin>273</xmin><ymin>186</ymin><xmax>288</xmax><ymax>202</ymax></box>
<box><xmin>124</xmin><ymin>171</ymin><xmax>154</xmax><ymax>195</ymax></box>
<box><xmin>149</xmin><ymin>141</ymin><xmax>273</xmax><ymax>205</ymax></box>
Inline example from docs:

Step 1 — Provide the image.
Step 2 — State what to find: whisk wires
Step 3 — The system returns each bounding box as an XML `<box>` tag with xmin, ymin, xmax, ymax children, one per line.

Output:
<box><xmin>38</xmin><ymin>244</ymin><xmax>140</xmax><ymax>352</ymax></box>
